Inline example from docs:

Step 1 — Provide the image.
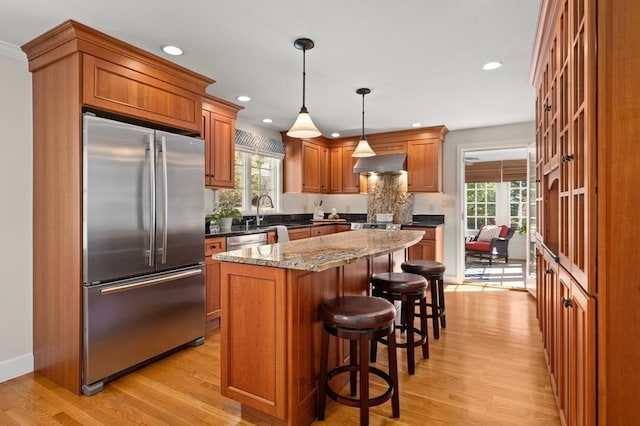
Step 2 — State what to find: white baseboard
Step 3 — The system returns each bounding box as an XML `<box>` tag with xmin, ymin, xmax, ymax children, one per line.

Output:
<box><xmin>0</xmin><ymin>353</ymin><xmax>34</xmax><ymax>383</ymax></box>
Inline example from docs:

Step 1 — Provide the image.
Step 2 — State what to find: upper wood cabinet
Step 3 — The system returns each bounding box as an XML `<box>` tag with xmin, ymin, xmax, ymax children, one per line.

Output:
<box><xmin>21</xmin><ymin>20</ymin><xmax>215</xmax><ymax>395</ymax></box>
<box><xmin>281</xmin><ymin>134</ymin><xmax>327</xmax><ymax>193</ymax></box>
<box><xmin>327</xmin><ymin>144</ymin><xmax>366</xmax><ymax>194</ymax></box>
<box><xmin>329</xmin><ymin>147</ymin><xmax>343</xmax><ymax>193</ymax></box>
<box><xmin>407</xmin><ymin>138</ymin><xmax>442</xmax><ymax>192</ymax></box>
<box><xmin>340</xmin><ymin>145</ymin><xmax>364</xmax><ymax>193</ymax></box>
<box><xmin>282</xmin><ymin>126</ymin><xmax>447</xmax><ymax>194</ymax></box>
<box><xmin>369</xmin><ymin>140</ymin><xmax>407</xmax><ymax>155</ymax></box>
<box><xmin>82</xmin><ymin>55</ymin><xmax>204</xmax><ymax>132</ymax></box>
<box><xmin>202</xmin><ymin>95</ymin><xmax>242</xmax><ymax>189</ymax></box>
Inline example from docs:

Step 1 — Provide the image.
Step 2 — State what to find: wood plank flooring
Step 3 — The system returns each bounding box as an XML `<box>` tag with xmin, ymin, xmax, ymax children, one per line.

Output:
<box><xmin>0</xmin><ymin>285</ymin><xmax>560</xmax><ymax>425</ymax></box>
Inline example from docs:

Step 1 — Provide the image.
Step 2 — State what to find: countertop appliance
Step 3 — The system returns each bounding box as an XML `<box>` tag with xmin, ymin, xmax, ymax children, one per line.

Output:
<box><xmin>81</xmin><ymin>114</ymin><xmax>205</xmax><ymax>395</ymax></box>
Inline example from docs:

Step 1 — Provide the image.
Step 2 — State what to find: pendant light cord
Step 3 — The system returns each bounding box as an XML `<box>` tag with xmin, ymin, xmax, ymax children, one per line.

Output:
<box><xmin>361</xmin><ymin>92</ymin><xmax>366</xmax><ymax>140</ymax></box>
<box><xmin>301</xmin><ymin>47</ymin><xmax>308</xmax><ymax>112</ymax></box>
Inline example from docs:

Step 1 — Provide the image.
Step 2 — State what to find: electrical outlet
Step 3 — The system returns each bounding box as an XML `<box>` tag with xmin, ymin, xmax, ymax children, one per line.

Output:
<box><xmin>345</xmin><ymin>205</ymin><xmax>351</xmax><ymax>213</ymax></box>
<box><xmin>303</xmin><ymin>204</ymin><xmax>308</xmax><ymax>213</ymax></box>
<box><xmin>443</xmin><ymin>199</ymin><xmax>455</xmax><ymax>208</ymax></box>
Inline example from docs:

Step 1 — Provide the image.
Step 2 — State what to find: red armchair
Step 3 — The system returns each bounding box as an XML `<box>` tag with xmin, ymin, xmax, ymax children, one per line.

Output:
<box><xmin>465</xmin><ymin>225</ymin><xmax>516</xmax><ymax>265</ymax></box>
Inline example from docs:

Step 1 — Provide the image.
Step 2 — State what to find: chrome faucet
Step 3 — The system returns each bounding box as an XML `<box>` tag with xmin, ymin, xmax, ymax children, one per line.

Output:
<box><xmin>256</xmin><ymin>194</ymin><xmax>274</xmax><ymax>226</ymax></box>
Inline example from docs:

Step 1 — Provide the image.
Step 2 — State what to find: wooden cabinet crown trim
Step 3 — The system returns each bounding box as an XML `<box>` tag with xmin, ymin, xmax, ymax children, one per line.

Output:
<box><xmin>21</xmin><ymin>19</ymin><xmax>214</xmax><ymax>93</ymax></box>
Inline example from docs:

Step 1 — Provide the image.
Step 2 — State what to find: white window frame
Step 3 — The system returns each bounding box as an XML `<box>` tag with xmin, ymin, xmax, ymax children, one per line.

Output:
<box><xmin>217</xmin><ymin>147</ymin><xmax>282</xmax><ymax>215</ymax></box>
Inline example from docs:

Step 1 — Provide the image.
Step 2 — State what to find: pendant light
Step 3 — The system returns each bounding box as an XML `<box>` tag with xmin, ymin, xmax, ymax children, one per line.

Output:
<box><xmin>287</xmin><ymin>38</ymin><xmax>322</xmax><ymax>138</ymax></box>
<box><xmin>352</xmin><ymin>88</ymin><xmax>376</xmax><ymax>157</ymax></box>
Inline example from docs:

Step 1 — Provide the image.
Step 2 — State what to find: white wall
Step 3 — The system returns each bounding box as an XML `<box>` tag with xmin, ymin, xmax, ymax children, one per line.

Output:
<box><xmin>0</xmin><ymin>45</ymin><xmax>33</xmax><ymax>382</ymax></box>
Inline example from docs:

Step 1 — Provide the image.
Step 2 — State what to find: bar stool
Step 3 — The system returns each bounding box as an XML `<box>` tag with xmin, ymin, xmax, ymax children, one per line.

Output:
<box><xmin>370</xmin><ymin>272</ymin><xmax>429</xmax><ymax>375</ymax></box>
<box><xmin>401</xmin><ymin>260</ymin><xmax>446</xmax><ymax>339</ymax></box>
<box><xmin>318</xmin><ymin>295</ymin><xmax>400</xmax><ymax>426</ymax></box>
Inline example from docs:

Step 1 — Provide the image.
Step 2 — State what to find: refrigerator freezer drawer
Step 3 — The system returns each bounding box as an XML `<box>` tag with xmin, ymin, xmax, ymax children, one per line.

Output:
<box><xmin>82</xmin><ymin>266</ymin><xmax>205</xmax><ymax>390</ymax></box>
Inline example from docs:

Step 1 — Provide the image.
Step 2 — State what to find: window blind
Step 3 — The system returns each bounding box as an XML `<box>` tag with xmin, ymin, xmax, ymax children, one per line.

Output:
<box><xmin>465</xmin><ymin>159</ymin><xmax>527</xmax><ymax>183</ymax></box>
<box><xmin>235</xmin><ymin>129</ymin><xmax>285</xmax><ymax>159</ymax></box>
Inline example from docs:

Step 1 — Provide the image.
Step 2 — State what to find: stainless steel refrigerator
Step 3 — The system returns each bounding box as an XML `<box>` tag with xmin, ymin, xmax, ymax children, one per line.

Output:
<box><xmin>81</xmin><ymin>114</ymin><xmax>205</xmax><ymax>395</ymax></box>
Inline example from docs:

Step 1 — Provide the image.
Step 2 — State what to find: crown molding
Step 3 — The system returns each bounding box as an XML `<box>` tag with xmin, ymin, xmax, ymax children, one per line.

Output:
<box><xmin>0</xmin><ymin>40</ymin><xmax>27</xmax><ymax>61</ymax></box>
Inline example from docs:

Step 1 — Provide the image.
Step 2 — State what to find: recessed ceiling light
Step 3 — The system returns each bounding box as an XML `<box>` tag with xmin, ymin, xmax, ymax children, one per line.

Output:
<box><xmin>482</xmin><ymin>61</ymin><xmax>503</xmax><ymax>71</ymax></box>
<box><xmin>411</xmin><ymin>123</ymin><xmax>421</xmax><ymax>128</ymax></box>
<box><xmin>236</xmin><ymin>95</ymin><xmax>251</xmax><ymax>102</ymax></box>
<box><xmin>331</xmin><ymin>132</ymin><xmax>340</xmax><ymax>137</ymax></box>
<box><xmin>262</xmin><ymin>118</ymin><xmax>273</xmax><ymax>123</ymax></box>
<box><xmin>161</xmin><ymin>45</ymin><xmax>183</xmax><ymax>56</ymax></box>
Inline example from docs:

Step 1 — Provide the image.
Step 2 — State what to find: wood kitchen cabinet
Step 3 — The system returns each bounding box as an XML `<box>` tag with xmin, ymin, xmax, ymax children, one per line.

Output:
<box><xmin>310</xmin><ymin>225</ymin><xmax>336</xmax><ymax>236</ymax></box>
<box><xmin>281</xmin><ymin>134</ymin><xmax>327</xmax><ymax>193</ymax></box>
<box><xmin>405</xmin><ymin>226</ymin><xmax>443</xmax><ymax>263</ymax></box>
<box><xmin>531</xmin><ymin>0</ymin><xmax>640</xmax><ymax>423</ymax></box>
<box><xmin>369</xmin><ymin>140</ymin><xmax>407</xmax><ymax>155</ymax></box>
<box><xmin>328</xmin><ymin>144</ymin><xmax>366</xmax><ymax>194</ymax></box>
<box><xmin>328</xmin><ymin>146</ymin><xmax>343</xmax><ymax>193</ymax></box>
<box><xmin>341</xmin><ymin>145</ymin><xmax>365</xmax><ymax>193</ymax></box>
<box><xmin>82</xmin><ymin>52</ymin><xmax>205</xmax><ymax>133</ymax></box>
<box><xmin>287</xmin><ymin>227</ymin><xmax>311</xmax><ymax>240</ymax></box>
<box><xmin>407</xmin><ymin>138</ymin><xmax>442</xmax><ymax>192</ymax></box>
<box><xmin>204</xmin><ymin>237</ymin><xmax>226</xmax><ymax>325</ymax></box>
<box><xmin>283</xmin><ymin>127</ymin><xmax>447</xmax><ymax>194</ymax></box>
<box><xmin>22</xmin><ymin>20</ymin><xmax>214</xmax><ymax>394</ymax></box>
<box><xmin>335</xmin><ymin>224</ymin><xmax>352</xmax><ymax>233</ymax></box>
<box><xmin>202</xmin><ymin>95</ymin><xmax>242</xmax><ymax>189</ymax></box>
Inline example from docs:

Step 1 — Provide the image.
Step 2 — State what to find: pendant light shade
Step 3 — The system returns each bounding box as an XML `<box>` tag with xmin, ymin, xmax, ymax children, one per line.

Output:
<box><xmin>287</xmin><ymin>38</ymin><xmax>321</xmax><ymax>138</ymax></box>
<box><xmin>352</xmin><ymin>88</ymin><xmax>376</xmax><ymax>157</ymax></box>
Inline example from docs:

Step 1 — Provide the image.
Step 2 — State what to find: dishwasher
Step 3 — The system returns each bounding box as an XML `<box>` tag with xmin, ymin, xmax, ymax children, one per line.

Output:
<box><xmin>226</xmin><ymin>232</ymin><xmax>268</xmax><ymax>251</ymax></box>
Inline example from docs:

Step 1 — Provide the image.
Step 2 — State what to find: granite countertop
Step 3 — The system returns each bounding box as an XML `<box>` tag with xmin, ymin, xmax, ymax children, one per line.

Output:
<box><xmin>213</xmin><ymin>229</ymin><xmax>424</xmax><ymax>272</ymax></box>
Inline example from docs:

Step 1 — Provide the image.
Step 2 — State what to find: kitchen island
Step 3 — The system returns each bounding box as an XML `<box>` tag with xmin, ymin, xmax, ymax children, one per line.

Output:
<box><xmin>213</xmin><ymin>229</ymin><xmax>424</xmax><ymax>425</ymax></box>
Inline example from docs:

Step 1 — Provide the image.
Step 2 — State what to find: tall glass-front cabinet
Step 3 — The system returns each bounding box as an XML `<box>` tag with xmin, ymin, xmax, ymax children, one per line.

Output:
<box><xmin>531</xmin><ymin>0</ymin><xmax>640</xmax><ymax>424</ymax></box>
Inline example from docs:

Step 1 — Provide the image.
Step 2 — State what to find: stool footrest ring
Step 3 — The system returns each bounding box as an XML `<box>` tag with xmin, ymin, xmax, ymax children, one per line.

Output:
<box><xmin>325</xmin><ymin>364</ymin><xmax>394</xmax><ymax>408</ymax></box>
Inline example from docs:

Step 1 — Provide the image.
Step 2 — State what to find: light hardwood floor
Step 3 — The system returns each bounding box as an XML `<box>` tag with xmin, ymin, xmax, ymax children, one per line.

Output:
<box><xmin>0</xmin><ymin>285</ymin><xmax>560</xmax><ymax>425</ymax></box>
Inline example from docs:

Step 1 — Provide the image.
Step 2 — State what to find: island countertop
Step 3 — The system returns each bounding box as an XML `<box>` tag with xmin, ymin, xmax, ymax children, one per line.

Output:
<box><xmin>212</xmin><ymin>229</ymin><xmax>424</xmax><ymax>272</ymax></box>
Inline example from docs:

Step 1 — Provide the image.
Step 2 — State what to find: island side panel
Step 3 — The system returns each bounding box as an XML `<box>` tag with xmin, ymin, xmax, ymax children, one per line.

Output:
<box><xmin>220</xmin><ymin>262</ymin><xmax>287</xmax><ymax>419</ymax></box>
<box><xmin>287</xmin><ymin>267</ymin><xmax>342</xmax><ymax>426</ymax></box>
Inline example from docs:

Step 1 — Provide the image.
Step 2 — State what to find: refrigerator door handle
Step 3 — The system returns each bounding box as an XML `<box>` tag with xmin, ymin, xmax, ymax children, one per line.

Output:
<box><xmin>100</xmin><ymin>268</ymin><xmax>202</xmax><ymax>295</ymax></box>
<box><xmin>147</xmin><ymin>134</ymin><xmax>156</xmax><ymax>267</ymax></box>
<box><xmin>160</xmin><ymin>135</ymin><xmax>169</xmax><ymax>265</ymax></box>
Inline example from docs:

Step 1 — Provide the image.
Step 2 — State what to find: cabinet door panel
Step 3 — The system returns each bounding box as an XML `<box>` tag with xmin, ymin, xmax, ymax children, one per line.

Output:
<box><xmin>341</xmin><ymin>146</ymin><xmax>361</xmax><ymax>193</ymax></box>
<box><xmin>570</xmin><ymin>282</ymin><xmax>595</xmax><ymax>426</ymax></box>
<box><xmin>83</xmin><ymin>55</ymin><xmax>200</xmax><ymax>132</ymax></box>
<box><xmin>302</xmin><ymin>141</ymin><xmax>321</xmax><ymax>193</ymax></box>
<box><xmin>407</xmin><ymin>138</ymin><xmax>441</xmax><ymax>192</ymax></box>
<box><xmin>329</xmin><ymin>147</ymin><xmax>343</xmax><ymax>193</ymax></box>
<box><xmin>210</xmin><ymin>114</ymin><xmax>235</xmax><ymax>188</ymax></box>
<box><xmin>205</xmin><ymin>238</ymin><xmax>226</xmax><ymax>322</ymax></box>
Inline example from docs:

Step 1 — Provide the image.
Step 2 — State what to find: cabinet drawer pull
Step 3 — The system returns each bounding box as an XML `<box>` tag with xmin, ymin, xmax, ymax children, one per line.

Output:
<box><xmin>561</xmin><ymin>153</ymin><xmax>574</xmax><ymax>162</ymax></box>
<box><xmin>544</xmin><ymin>268</ymin><xmax>552</xmax><ymax>274</ymax></box>
<box><xmin>561</xmin><ymin>296</ymin><xmax>573</xmax><ymax>308</ymax></box>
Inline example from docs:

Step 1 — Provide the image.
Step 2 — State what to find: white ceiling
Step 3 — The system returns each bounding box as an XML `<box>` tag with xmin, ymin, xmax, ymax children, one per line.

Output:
<box><xmin>0</xmin><ymin>0</ymin><xmax>540</xmax><ymax>137</ymax></box>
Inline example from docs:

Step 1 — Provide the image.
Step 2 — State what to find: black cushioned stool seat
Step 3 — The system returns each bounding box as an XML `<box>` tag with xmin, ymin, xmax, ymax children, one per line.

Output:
<box><xmin>318</xmin><ymin>296</ymin><xmax>400</xmax><ymax>426</ymax></box>
<box><xmin>401</xmin><ymin>260</ymin><xmax>447</xmax><ymax>339</ymax></box>
<box><xmin>370</xmin><ymin>272</ymin><xmax>429</xmax><ymax>375</ymax></box>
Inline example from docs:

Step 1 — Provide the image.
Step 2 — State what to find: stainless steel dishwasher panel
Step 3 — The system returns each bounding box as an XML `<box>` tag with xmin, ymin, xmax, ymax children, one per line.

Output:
<box><xmin>82</xmin><ymin>266</ymin><xmax>205</xmax><ymax>390</ymax></box>
<box><xmin>226</xmin><ymin>232</ymin><xmax>268</xmax><ymax>251</ymax></box>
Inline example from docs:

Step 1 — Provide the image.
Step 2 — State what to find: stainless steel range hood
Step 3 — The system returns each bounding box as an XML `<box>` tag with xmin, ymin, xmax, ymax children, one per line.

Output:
<box><xmin>353</xmin><ymin>153</ymin><xmax>407</xmax><ymax>174</ymax></box>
